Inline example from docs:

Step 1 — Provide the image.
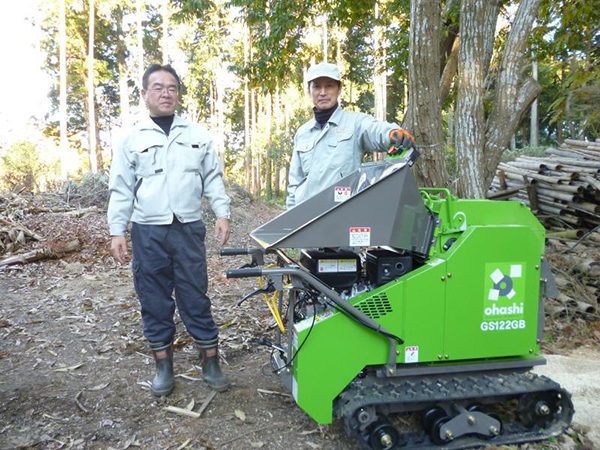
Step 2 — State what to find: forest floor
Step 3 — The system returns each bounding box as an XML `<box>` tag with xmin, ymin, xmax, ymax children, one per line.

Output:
<box><xmin>1</xmin><ymin>186</ymin><xmax>599</xmax><ymax>450</ymax></box>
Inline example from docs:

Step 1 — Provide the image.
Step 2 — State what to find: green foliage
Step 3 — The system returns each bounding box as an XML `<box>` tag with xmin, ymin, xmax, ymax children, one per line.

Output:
<box><xmin>30</xmin><ymin>0</ymin><xmax>600</xmax><ymax>197</ymax></box>
<box><xmin>1</xmin><ymin>142</ymin><xmax>46</xmax><ymax>192</ymax></box>
<box><xmin>534</xmin><ymin>0</ymin><xmax>600</xmax><ymax>140</ymax></box>
<box><xmin>37</xmin><ymin>0</ymin><xmax>162</xmax><ymax>143</ymax></box>
<box><xmin>501</xmin><ymin>146</ymin><xmax>548</xmax><ymax>163</ymax></box>
<box><xmin>61</xmin><ymin>171</ymin><xmax>110</xmax><ymax>208</ymax></box>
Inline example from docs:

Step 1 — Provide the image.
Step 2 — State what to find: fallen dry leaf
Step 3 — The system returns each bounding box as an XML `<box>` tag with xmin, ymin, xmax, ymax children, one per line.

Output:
<box><xmin>234</xmin><ymin>409</ymin><xmax>246</xmax><ymax>422</ymax></box>
<box><xmin>54</xmin><ymin>362</ymin><xmax>83</xmax><ymax>372</ymax></box>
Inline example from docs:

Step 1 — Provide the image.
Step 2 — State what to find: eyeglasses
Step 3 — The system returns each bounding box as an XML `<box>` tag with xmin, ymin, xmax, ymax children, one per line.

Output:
<box><xmin>149</xmin><ymin>86</ymin><xmax>179</xmax><ymax>95</ymax></box>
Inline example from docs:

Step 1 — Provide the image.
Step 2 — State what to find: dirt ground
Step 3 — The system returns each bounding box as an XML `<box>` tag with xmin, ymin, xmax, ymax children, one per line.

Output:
<box><xmin>1</xmin><ymin>192</ymin><xmax>599</xmax><ymax>450</ymax></box>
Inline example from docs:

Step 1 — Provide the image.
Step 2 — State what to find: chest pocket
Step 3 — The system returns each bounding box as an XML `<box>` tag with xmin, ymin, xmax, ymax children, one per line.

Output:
<box><xmin>328</xmin><ymin>130</ymin><xmax>354</xmax><ymax>148</ymax></box>
<box><xmin>131</xmin><ymin>145</ymin><xmax>160</xmax><ymax>177</ymax></box>
<box><xmin>296</xmin><ymin>141</ymin><xmax>315</xmax><ymax>172</ymax></box>
<box><xmin>175</xmin><ymin>139</ymin><xmax>207</xmax><ymax>171</ymax></box>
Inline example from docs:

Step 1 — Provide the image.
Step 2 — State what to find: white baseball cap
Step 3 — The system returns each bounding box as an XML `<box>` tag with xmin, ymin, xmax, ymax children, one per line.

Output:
<box><xmin>307</xmin><ymin>62</ymin><xmax>341</xmax><ymax>83</ymax></box>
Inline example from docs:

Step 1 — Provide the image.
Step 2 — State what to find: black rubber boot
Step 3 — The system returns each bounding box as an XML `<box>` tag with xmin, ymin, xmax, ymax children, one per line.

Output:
<box><xmin>198</xmin><ymin>345</ymin><xmax>229</xmax><ymax>392</ymax></box>
<box><xmin>149</xmin><ymin>342</ymin><xmax>174</xmax><ymax>397</ymax></box>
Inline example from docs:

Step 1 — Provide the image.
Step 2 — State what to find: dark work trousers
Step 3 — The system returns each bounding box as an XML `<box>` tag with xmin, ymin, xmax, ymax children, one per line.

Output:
<box><xmin>131</xmin><ymin>218</ymin><xmax>218</xmax><ymax>345</ymax></box>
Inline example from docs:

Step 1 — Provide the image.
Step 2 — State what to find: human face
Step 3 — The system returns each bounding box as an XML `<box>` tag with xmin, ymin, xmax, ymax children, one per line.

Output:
<box><xmin>310</xmin><ymin>77</ymin><xmax>341</xmax><ymax>111</ymax></box>
<box><xmin>142</xmin><ymin>70</ymin><xmax>180</xmax><ymax>117</ymax></box>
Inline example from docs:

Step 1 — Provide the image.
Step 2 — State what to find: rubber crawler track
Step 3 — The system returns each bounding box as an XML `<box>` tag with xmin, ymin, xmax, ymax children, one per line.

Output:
<box><xmin>336</xmin><ymin>370</ymin><xmax>574</xmax><ymax>449</ymax></box>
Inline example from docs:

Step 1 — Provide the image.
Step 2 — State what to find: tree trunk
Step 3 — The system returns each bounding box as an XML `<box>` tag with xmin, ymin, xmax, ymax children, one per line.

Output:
<box><xmin>251</xmin><ymin>89</ymin><xmax>259</xmax><ymax>195</ymax></box>
<box><xmin>88</xmin><ymin>0</ymin><xmax>97</xmax><ymax>173</ymax></box>
<box><xmin>244</xmin><ymin>23</ymin><xmax>251</xmax><ymax>192</ymax></box>
<box><xmin>116</xmin><ymin>7</ymin><xmax>130</xmax><ymax>128</ymax></box>
<box><xmin>447</xmin><ymin>107</ymin><xmax>454</xmax><ymax>148</ymax></box>
<box><xmin>323</xmin><ymin>16</ymin><xmax>328</xmax><ymax>62</ymax></box>
<box><xmin>274</xmin><ymin>88</ymin><xmax>282</xmax><ymax>197</ymax></box>
<box><xmin>162</xmin><ymin>0</ymin><xmax>169</xmax><ymax>64</ymax></box>
<box><xmin>530</xmin><ymin>59</ymin><xmax>539</xmax><ymax>147</ymax></box>
<box><xmin>373</xmin><ymin>1</ymin><xmax>386</xmax><ymax>122</ymax></box>
<box><xmin>482</xmin><ymin>1</ymin><xmax>501</xmax><ymax>84</ymax></box>
<box><xmin>265</xmin><ymin>92</ymin><xmax>272</xmax><ymax>197</ymax></box>
<box><xmin>215</xmin><ymin>73</ymin><xmax>226</xmax><ymax>170</ymax></box>
<box><xmin>557</xmin><ymin>112</ymin><xmax>564</xmax><ymax>144</ymax></box>
<box><xmin>404</xmin><ymin>0</ymin><xmax>447</xmax><ymax>187</ymax></box>
<box><xmin>483</xmin><ymin>0</ymin><xmax>541</xmax><ymax>187</ymax></box>
<box><xmin>455</xmin><ymin>0</ymin><xmax>489</xmax><ymax>198</ymax></box>
<box><xmin>440</xmin><ymin>36</ymin><xmax>459</xmax><ymax>103</ymax></box>
<box><xmin>94</xmin><ymin>99</ymin><xmax>103</xmax><ymax>170</ymax></box>
<box><xmin>59</xmin><ymin>0</ymin><xmax>68</xmax><ymax>179</ymax></box>
<box><xmin>566</xmin><ymin>92</ymin><xmax>574</xmax><ymax>138</ymax></box>
<box><xmin>137</xmin><ymin>0</ymin><xmax>144</xmax><ymax>113</ymax></box>
<box><xmin>266</xmin><ymin>158</ymin><xmax>273</xmax><ymax>200</ymax></box>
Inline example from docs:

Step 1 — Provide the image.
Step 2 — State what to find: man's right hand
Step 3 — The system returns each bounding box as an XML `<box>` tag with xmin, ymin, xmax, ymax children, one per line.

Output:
<box><xmin>111</xmin><ymin>236</ymin><xmax>129</xmax><ymax>265</ymax></box>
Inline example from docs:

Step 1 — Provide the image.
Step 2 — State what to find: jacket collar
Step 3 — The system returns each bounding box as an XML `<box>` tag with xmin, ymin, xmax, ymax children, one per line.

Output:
<box><xmin>310</xmin><ymin>105</ymin><xmax>343</xmax><ymax>130</ymax></box>
<box><xmin>139</xmin><ymin>114</ymin><xmax>188</xmax><ymax>133</ymax></box>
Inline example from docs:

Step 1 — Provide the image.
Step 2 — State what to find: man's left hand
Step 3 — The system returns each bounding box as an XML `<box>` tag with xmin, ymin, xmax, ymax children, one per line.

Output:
<box><xmin>215</xmin><ymin>217</ymin><xmax>231</xmax><ymax>247</ymax></box>
<box><xmin>388</xmin><ymin>128</ymin><xmax>416</xmax><ymax>154</ymax></box>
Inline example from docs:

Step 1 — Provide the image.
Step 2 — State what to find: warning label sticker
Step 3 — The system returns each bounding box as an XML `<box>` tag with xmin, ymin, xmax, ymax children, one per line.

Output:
<box><xmin>349</xmin><ymin>227</ymin><xmax>371</xmax><ymax>246</ymax></box>
<box><xmin>318</xmin><ymin>259</ymin><xmax>358</xmax><ymax>273</ymax></box>
<box><xmin>405</xmin><ymin>346</ymin><xmax>419</xmax><ymax>363</ymax></box>
<box><xmin>318</xmin><ymin>260</ymin><xmax>338</xmax><ymax>273</ymax></box>
<box><xmin>334</xmin><ymin>187</ymin><xmax>352</xmax><ymax>203</ymax></box>
<box><xmin>338</xmin><ymin>259</ymin><xmax>357</xmax><ymax>272</ymax></box>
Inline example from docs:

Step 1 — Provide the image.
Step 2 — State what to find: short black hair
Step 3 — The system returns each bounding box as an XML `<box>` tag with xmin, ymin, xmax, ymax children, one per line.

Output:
<box><xmin>142</xmin><ymin>64</ymin><xmax>182</xmax><ymax>90</ymax></box>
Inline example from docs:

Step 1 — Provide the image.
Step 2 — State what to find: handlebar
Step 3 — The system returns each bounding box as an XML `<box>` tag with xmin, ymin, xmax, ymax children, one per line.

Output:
<box><xmin>226</xmin><ymin>267</ymin><xmax>263</xmax><ymax>278</ymax></box>
<box><xmin>220</xmin><ymin>248</ymin><xmax>255</xmax><ymax>256</ymax></box>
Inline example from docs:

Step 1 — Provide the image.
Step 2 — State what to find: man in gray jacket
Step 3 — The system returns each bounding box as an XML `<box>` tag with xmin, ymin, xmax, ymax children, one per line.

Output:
<box><xmin>108</xmin><ymin>64</ymin><xmax>231</xmax><ymax>396</ymax></box>
<box><xmin>286</xmin><ymin>62</ymin><xmax>415</xmax><ymax>208</ymax></box>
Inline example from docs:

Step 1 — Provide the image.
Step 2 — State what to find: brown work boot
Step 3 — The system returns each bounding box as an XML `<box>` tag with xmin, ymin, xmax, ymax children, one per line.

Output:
<box><xmin>149</xmin><ymin>342</ymin><xmax>174</xmax><ymax>397</ymax></box>
<box><xmin>198</xmin><ymin>344</ymin><xmax>229</xmax><ymax>392</ymax></box>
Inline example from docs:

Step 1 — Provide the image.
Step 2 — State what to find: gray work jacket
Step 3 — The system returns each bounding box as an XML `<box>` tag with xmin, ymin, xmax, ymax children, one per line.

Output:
<box><xmin>286</xmin><ymin>106</ymin><xmax>398</xmax><ymax>208</ymax></box>
<box><xmin>107</xmin><ymin>115</ymin><xmax>230</xmax><ymax>236</ymax></box>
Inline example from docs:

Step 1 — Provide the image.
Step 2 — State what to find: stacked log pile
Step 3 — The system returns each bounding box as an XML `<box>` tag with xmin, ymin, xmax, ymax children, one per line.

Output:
<box><xmin>0</xmin><ymin>191</ymin><xmax>90</xmax><ymax>264</ymax></box>
<box><xmin>488</xmin><ymin>139</ymin><xmax>600</xmax><ymax>321</ymax></box>
<box><xmin>545</xmin><ymin>235</ymin><xmax>600</xmax><ymax>320</ymax></box>
<box><xmin>488</xmin><ymin>138</ymin><xmax>600</xmax><ymax>229</ymax></box>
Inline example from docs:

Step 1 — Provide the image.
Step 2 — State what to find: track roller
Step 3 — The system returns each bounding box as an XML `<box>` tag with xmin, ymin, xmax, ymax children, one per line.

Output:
<box><xmin>423</xmin><ymin>407</ymin><xmax>451</xmax><ymax>444</ymax></box>
<box><xmin>519</xmin><ymin>390</ymin><xmax>572</xmax><ymax>430</ymax></box>
<box><xmin>367</xmin><ymin>418</ymin><xmax>402</xmax><ymax>449</ymax></box>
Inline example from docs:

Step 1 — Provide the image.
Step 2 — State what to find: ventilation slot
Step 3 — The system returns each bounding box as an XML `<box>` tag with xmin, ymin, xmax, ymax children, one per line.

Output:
<box><xmin>356</xmin><ymin>293</ymin><xmax>393</xmax><ymax>319</ymax></box>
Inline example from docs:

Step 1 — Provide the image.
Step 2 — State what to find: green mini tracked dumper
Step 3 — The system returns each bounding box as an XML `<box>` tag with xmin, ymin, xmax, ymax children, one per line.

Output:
<box><xmin>222</xmin><ymin>150</ymin><xmax>574</xmax><ymax>449</ymax></box>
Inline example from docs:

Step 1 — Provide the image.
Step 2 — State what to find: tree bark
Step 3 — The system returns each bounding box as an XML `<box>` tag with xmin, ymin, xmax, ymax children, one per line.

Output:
<box><xmin>215</xmin><ymin>73</ymin><xmax>226</xmax><ymax>170</ymax></box>
<box><xmin>251</xmin><ymin>89</ymin><xmax>259</xmax><ymax>195</ymax></box>
<box><xmin>244</xmin><ymin>23</ymin><xmax>251</xmax><ymax>192</ymax></box>
<box><xmin>59</xmin><ymin>0</ymin><xmax>68</xmax><ymax>180</ymax></box>
<box><xmin>455</xmin><ymin>0</ymin><xmax>488</xmax><ymax>198</ymax></box>
<box><xmin>481</xmin><ymin>1</ymin><xmax>501</xmax><ymax>84</ymax></box>
<box><xmin>404</xmin><ymin>0</ymin><xmax>448</xmax><ymax>187</ymax></box>
<box><xmin>116</xmin><ymin>7</ymin><xmax>130</xmax><ymax>128</ymax></box>
<box><xmin>323</xmin><ymin>16</ymin><xmax>328</xmax><ymax>62</ymax></box>
<box><xmin>530</xmin><ymin>59</ymin><xmax>539</xmax><ymax>147</ymax></box>
<box><xmin>374</xmin><ymin>1</ymin><xmax>386</xmax><ymax>122</ymax></box>
<box><xmin>88</xmin><ymin>0</ymin><xmax>97</xmax><ymax>173</ymax></box>
<box><xmin>440</xmin><ymin>36</ymin><xmax>459</xmax><ymax>103</ymax></box>
<box><xmin>162</xmin><ymin>0</ymin><xmax>169</xmax><ymax>64</ymax></box>
<box><xmin>483</xmin><ymin>0</ymin><xmax>541</xmax><ymax>187</ymax></box>
<box><xmin>136</xmin><ymin>0</ymin><xmax>144</xmax><ymax>113</ymax></box>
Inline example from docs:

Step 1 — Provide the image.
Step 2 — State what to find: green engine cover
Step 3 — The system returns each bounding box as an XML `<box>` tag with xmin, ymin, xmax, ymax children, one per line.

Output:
<box><xmin>291</xmin><ymin>195</ymin><xmax>546</xmax><ymax>424</ymax></box>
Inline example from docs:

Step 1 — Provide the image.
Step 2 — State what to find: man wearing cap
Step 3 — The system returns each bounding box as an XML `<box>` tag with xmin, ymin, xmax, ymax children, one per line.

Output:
<box><xmin>286</xmin><ymin>62</ymin><xmax>415</xmax><ymax>209</ymax></box>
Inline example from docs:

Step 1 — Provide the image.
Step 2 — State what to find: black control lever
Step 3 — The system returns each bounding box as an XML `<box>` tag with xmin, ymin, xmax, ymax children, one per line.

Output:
<box><xmin>221</xmin><ymin>247</ymin><xmax>267</xmax><ymax>267</ymax></box>
<box><xmin>258</xmin><ymin>336</ymin><xmax>287</xmax><ymax>354</ymax></box>
<box><xmin>238</xmin><ymin>281</ymin><xmax>275</xmax><ymax>306</ymax></box>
